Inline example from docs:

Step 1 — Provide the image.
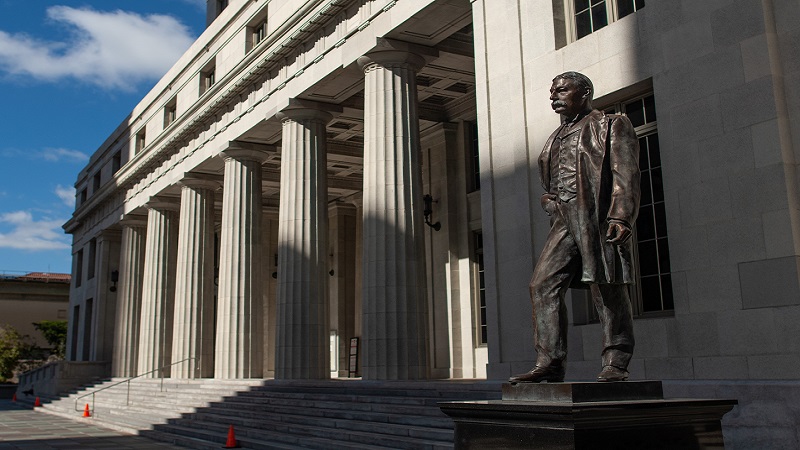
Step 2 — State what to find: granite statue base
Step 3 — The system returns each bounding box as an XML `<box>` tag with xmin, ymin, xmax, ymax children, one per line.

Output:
<box><xmin>439</xmin><ymin>381</ymin><xmax>737</xmax><ymax>450</ymax></box>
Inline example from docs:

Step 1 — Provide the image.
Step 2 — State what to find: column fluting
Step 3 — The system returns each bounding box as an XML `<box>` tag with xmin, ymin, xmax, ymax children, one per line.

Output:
<box><xmin>172</xmin><ymin>178</ymin><xmax>218</xmax><ymax>378</ymax></box>
<box><xmin>112</xmin><ymin>219</ymin><xmax>146</xmax><ymax>377</ymax></box>
<box><xmin>274</xmin><ymin>104</ymin><xmax>333</xmax><ymax>379</ymax></box>
<box><xmin>137</xmin><ymin>201</ymin><xmax>180</xmax><ymax>378</ymax></box>
<box><xmin>215</xmin><ymin>144</ymin><xmax>268</xmax><ymax>379</ymax></box>
<box><xmin>357</xmin><ymin>48</ymin><xmax>431</xmax><ymax>380</ymax></box>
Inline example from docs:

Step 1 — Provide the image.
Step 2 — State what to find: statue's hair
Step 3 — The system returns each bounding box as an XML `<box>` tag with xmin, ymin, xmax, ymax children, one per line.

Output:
<box><xmin>553</xmin><ymin>71</ymin><xmax>594</xmax><ymax>99</ymax></box>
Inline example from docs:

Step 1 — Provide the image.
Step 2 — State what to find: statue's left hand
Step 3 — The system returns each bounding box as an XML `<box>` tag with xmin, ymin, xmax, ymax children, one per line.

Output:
<box><xmin>606</xmin><ymin>221</ymin><xmax>632</xmax><ymax>244</ymax></box>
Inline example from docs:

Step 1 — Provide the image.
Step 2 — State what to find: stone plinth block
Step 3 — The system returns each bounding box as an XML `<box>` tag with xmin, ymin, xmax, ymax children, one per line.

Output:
<box><xmin>439</xmin><ymin>381</ymin><xmax>737</xmax><ymax>449</ymax></box>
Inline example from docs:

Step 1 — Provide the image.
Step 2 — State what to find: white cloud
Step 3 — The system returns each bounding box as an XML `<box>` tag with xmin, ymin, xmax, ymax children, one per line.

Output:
<box><xmin>1</xmin><ymin>147</ymin><xmax>89</xmax><ymax>163</ymax></box>
<box><xmin>55</xmin><ymin>185</ymin><xmax>75</xmax><ymax>207</ymax></box>
<box><xmin>0</xmin><ymin>6</ymin><xmax>196</xmax><ymax>90</ymax></box>
<box><xmin>40</xmin><ymin>148</ymin><xmax>89</xmax><ymax>163</ymax></box>
<box><xmin>0</xmin><ymin>211</ymin><xmax>70</xmax><ymax>251</ymax></box>
<box><xmin>180</xmin><ymin>0</ymin><xmax>207</xmax><ymax>10</ymax></box>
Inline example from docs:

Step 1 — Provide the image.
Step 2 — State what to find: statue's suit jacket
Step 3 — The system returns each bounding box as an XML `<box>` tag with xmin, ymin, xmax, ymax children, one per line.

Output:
<box><xmin>538</xmin><ymin>109</ymin><xmax>641</xmax><ymax>285</ymax></box>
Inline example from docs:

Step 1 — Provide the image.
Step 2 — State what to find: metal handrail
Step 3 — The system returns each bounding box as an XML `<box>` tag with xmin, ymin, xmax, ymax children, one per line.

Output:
<box><xmin>74</xmin><ymin>357</ymin><xmax>199</xmax><ymax>414</ymax></box>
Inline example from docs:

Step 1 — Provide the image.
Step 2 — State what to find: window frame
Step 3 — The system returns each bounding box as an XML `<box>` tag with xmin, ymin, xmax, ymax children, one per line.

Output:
<box><xmin>563</xmin><ymin>0</ymin><xmax>644</xmax><ymax>43</ymax></box>
<box><xmin>164</xmin><ymin>98</ymin><xmax>177</xmax><ymax>128</ymax></box>
<box><xmin>573</xmin><ymin>90</ymin><xmax>674</xmax><ymax>323</ymax></box>
<box><xmin>246</xmin><ymin>7</ymin><xmax>268</xmax><ymax>53</ymax></box>
<box><xmin>471</xmin><ymin>231</ymin><xmax>488</xmax><ymax>346</ymax></box>
<box><xmin>200</xmin><ymin>57</ymin><xmax>217</xmax><ymax>96</ymax></box>
<box><xmin>135</xmin><ymin>129</ymin><xmax>146</xmax><ymax>155</ymax></box>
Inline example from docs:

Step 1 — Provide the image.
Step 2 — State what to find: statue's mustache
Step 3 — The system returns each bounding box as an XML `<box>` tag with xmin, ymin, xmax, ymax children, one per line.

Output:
<box><xmin>551</xmin><ymin>100</ymin><xmax>567</xmax><ymax>109</ymax></box>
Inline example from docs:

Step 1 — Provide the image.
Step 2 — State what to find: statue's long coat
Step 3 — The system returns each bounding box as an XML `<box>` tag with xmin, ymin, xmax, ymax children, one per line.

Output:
<box><xmin>538</xmin><ymin>110</ymin><xmax>641</xmax><ymax>285</ymax></box>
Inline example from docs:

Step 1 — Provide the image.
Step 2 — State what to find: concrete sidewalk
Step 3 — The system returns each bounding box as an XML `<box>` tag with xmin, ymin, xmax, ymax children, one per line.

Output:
<box><xmin>0</xmin><ymin>400</ymin><xmax>184</xmax><ymax>449</ymax></box>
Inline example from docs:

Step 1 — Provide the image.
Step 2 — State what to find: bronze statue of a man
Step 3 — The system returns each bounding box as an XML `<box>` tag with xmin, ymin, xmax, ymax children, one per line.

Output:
<box><xmin>510</xmin><ymin>72</ymin><xmax>641</xmax><ymax>383</ymax></box>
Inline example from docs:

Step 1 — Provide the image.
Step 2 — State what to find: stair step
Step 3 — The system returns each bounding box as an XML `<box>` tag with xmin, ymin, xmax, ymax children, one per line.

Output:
<box><xmin>23</xmin><ymin>378</ymin><xmax>501</xmax><ymax>449</ymax></box>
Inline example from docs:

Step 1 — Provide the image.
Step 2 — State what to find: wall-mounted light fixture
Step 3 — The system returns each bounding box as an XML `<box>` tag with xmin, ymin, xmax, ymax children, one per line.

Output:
<box><xmin>423</xmin><ymin>194</ymin><xmax>441</xmax><ymax>231</ymax></box>
<box><xmin>109</xmin><ymin>270</ymin><xmax>119</xmax><ymax>292</ymax></box>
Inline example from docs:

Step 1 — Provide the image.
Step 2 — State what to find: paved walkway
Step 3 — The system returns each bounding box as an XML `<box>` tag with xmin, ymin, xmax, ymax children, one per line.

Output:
<box><xmin>0</xmin><ymin>400</ymin><xmax>185</xmax><ymax>450</ymax></box>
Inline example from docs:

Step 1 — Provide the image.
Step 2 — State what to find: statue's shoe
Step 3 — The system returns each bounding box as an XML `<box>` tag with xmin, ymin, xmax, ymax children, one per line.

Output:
<box><xmin>509</xmin><ymin>365</ymin><xmax>565</xmax><ymax>383</ymax></box>
<box><xmin>596</xmin><ymin>365</ymin><xmax>629</xmax><ymax>382</ymax></box>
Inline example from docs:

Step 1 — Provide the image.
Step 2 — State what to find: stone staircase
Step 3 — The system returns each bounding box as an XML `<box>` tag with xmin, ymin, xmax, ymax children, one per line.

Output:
<box><xmin>16</xmin><ymin>377</ymin><xmax>263</xmax><ymax>434</ymax></box>
<box><xmin>19</xmin><ymin>378</ymin><xmax>502</xmax><ymax>449</ymax></box>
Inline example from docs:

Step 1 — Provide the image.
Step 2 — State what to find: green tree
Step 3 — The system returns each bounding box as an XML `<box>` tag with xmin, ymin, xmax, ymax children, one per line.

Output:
<box><xmin>0</xmin><ymin>325</ymin><xmax>34</xmax><ymax>383</ymax></box>
<box><xmin>33</xmin><ymin>320</ymin><xmax>68</xmax><ymax>359</ymax></box>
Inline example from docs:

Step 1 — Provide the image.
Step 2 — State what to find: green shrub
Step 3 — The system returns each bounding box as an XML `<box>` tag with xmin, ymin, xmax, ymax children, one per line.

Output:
<box><xmin>33</xmin><ymin>320</ymin><xmax>68</xmax><ymax>359</ymax></box>
<box><xmin>0</xmin><ymin>325</ymin><xmax>34</xmax><ymax>383</ymax></box>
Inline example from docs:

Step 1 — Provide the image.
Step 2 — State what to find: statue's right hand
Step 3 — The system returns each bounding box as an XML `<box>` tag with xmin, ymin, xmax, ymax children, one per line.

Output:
<box><xmin>541</xmin><ymin>193</ymin><xmax>558</xmax><ymax>216</ymax></box>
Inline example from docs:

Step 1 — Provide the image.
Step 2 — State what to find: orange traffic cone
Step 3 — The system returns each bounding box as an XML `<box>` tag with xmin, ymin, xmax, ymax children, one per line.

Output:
<box><xmin>34</xmin><ymin>397</ymin><xmax>42</xmax><ymax>407</ymax></box>
<box><xmin>83</xmin><ymin>404</ymin><xmax>91</xmax><ymax>417</ymax></box>
<box><xmin>11</xmin><ymin>393</ymin><xmax>16</xmax><ymax>402</ymax></box>
<box><xmin>223</xmin><ymin>424</ymin><xmax>239</xmax><ymax>448</ymax></box>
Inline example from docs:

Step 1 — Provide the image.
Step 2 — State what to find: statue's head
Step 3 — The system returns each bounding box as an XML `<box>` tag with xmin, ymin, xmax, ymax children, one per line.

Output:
<box><xmin>550</xmin><ymin>71</ymin><xmax>593</xmax><ymax>119</ymax></box>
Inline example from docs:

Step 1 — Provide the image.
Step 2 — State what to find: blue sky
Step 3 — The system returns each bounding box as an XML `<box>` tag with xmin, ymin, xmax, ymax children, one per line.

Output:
<box><xmin>0</xmin><ymin>1</ymin><xmax>207</xmax><ymax>275</ymax></box>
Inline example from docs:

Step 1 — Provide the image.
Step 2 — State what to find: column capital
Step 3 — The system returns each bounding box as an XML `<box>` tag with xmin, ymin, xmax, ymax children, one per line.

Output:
<box><xmin>146</xmin><ymin>198</ymin><xmax>180</xmax><ymax>212</ymax></box>
<box><xmin>223</xmin><ymin>141</ymin><xmax>275</xmax><ymax>164</ymax></box>
<box><xmin>119</xmin><ymin>216</ymin><xmax>148</xmax><ymax>228</ymax></box>
<box><xmin>357</xmin><ymin>38</ymin><xmax>438</xmax><ymax>73</ymax></box>
<box><xmin>179</xmin><ymin>177</ymin><xmax>220</xmax><ymax>191</ymax></box>
<box><xmin>276</xmin><ymin>98</ymin><xmax>342</xmax><ymax>124</ymax></box>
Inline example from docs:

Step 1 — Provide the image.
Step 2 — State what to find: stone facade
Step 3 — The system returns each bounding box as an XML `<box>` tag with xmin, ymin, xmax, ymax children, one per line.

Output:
<box><xmin>64</xmin><ymin>0</ymin><xmax>800</xmax><ymax>447</ymax></box>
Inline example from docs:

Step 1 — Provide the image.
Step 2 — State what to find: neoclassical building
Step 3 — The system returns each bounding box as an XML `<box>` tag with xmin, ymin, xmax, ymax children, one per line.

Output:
<box><xmin>64</xmin><ymin>0</ymin><xmax>800</xmax><ymax>446</ymax></box>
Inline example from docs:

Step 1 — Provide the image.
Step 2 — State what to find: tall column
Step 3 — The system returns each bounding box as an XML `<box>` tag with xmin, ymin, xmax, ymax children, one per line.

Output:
<box><xmin>172</xmin><ymin>178</ymin><xmax>218</xmax><ymax>378</ymax></box>
<box><xmin>357</xmin><ymin>40</ymin><xmax>435</xmax><ymax>380</ymax></box>
<box><xmin>215</xmin><ymin>142</ymin><xmax>269</xmax><ymax>379</ymax></box>
<box><xmin>274</xmin><ymin>101</ymin><xmax>337</xmax><ymax>379</ymax></box>
<box><xmin>95</xmin><ymin>230</ymin><xmax>121</xmax><ymax>363</ymax></box>
<box><xmin>137</xmin><ymin>201</ymin><xmax>179</xmax><ymax>378</ymax></box>
<box><xmin>112</xmin><ymin>219</ymin><xmax>146</xmax><ymax>377</ymax></box>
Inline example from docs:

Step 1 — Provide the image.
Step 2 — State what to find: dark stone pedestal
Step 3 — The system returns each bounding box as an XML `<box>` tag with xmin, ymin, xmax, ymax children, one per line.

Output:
<box><xmin>439</xmin><ymin>381</ymin><xmax>737</xmax><ymax>450</ymax></box>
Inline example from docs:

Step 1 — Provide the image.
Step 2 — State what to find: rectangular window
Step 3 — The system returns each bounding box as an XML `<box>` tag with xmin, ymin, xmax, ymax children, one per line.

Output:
<box><xmin>87</xmin><ymin>238</ymin><xmax>97</xmax><ymax>280</ymax></box>
<box><xmin>79</xmin><ymin>188</ymin><xmax>87</xmax><ymax>206</ymax></box>
<box><xmin>577</xmin><ymin>91</ymin><xmax>672</xmax><ymax>321</ymax></box>
<box><xmin>472</xmin><ymin>232</ymin><xmax>488</xmax><ymax>345</ymax></box>
<box><xmin>246</xmin><ymin>8</ymin><xmax>268</xmax><ymax>53</ymax></box>
<box><xmin>82</xmin><ymin>298</ymin><xmax>93</xmax><ymax>361</ymax></box>
<box><xmin>70</xmin><ymin>305</ymin><xmax>80</xmax><ymax>360</ymax></box>
<box><xmin>164</xmin><ymin>98</ymin><xmax>177</xmax><ymax>127</ymax></box>
<box><xmin>564</xmin><ymin>0</ymin><xmax>644</xmax><ymax>43</ymax></box>
<box><xmin>253</xmin><ymin>19</ymin><xmax>267</xmax><ymax>47</ymax></box>
<box><xmin>112</xmin><ymin>151</ymin><xmax>121</xmax><ymax>174</ymax></box>
<box><xmin>75</xmin><ymin>249</ymin><xmax>84</xmax><ymax>287</ymax></box>
<box><xmin>135</xmin><ymin>129</ymin><xmax>146</xmax><ymax>154</ymax></box>
<box><xmin>200</xmin><ymin>58</ymin><xmax>216</xmax><ymax>95</ymax></box>
<box><xmin>92</xmin><ymin>172</ymin><xmax>101</xmax><ymax>193</ymax></box>
<box><xmin>622</xmin><ymin>94</ymin><xmax>673</xmax><ymax>315</ymax></box>
<box><xmin>467</xmin><ymin>121</ymin><xmax>481</xmax><ymax>193</ymax></box>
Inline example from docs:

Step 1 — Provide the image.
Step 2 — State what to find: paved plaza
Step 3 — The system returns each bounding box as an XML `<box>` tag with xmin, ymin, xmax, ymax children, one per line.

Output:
<box><xmin>0</xmin><ymin>400</ymin><xmax>182</xmax><ymax>450</ymax></box>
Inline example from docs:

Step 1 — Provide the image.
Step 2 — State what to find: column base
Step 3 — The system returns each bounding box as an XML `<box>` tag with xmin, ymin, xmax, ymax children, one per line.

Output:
<box><xmin>439</xmin><ymin>381</ymin><xmax>737</xmax><ymax>449</ymax></box>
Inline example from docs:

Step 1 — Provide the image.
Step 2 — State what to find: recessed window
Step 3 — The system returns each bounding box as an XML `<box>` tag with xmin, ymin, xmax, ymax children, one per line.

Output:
<box><xmin>561</xmin><ymin>0</ymin><xmax>645</xmax><ymax>43</ymax></box>
<box><xmin>87</xmin><ymin>238</ymin><xmax>97</xmax><ymax>280</ymax></box>
<box><xmin>79</xmin><ymin>188</ymin><xmax>87</xmax><ymax>206</ymax></box>
<box><xmin>164</xmin><ymin>98</ymin><xmax>177</xmax><ymax>127</ymax></box>
<box><xmin>200</xmin><ymin>58</ymin><xmax>216</xmax><ymax>95</ymax></box>
<box><xmin>253</xmin><ymin>19</ymin><xmax>267</xmax><ymax>47</ymax></box>
<box><xmin>75</xmin><ymin>250</ymin><xmax>84</xmax><ymax>287</ymax></box>
<box><xmin>472</xmin><ymin>232</ymin><xmax>488</xmax><ymax>345</ymax></box>
<box><xmin>467</xmin><ymin>121</ymin><xmax>481</xmax><ymax>193</ymax></box>
<box><xmin>246</xmin><ymin>8</ymin><xmax>268</xmax><ymax>53</ymax></box>
<box><xmin>135</xmin><ymin>130</ymin><xmax>146</xmax><ymax>155</ymax></box>
<box><xmin>92</xmin><ymin>172</ymin><xmax>101</xmax><ymax>193</ymax></box>
<box><xmin>576</xmin><ymin>91</ymin><xmax>671</xmax><ymax>321</ymax></box>
<box><xmin>112</xmin><ymin>151</ymin><xmax>121</xmax><ymax>174</ymax></box>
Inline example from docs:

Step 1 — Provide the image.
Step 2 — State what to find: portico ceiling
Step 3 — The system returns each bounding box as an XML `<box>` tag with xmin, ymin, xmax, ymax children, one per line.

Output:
<box><xmin>187</xmin><ymin>1</ymin><xmax>477</xmax><ymax>208</ymax></box>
